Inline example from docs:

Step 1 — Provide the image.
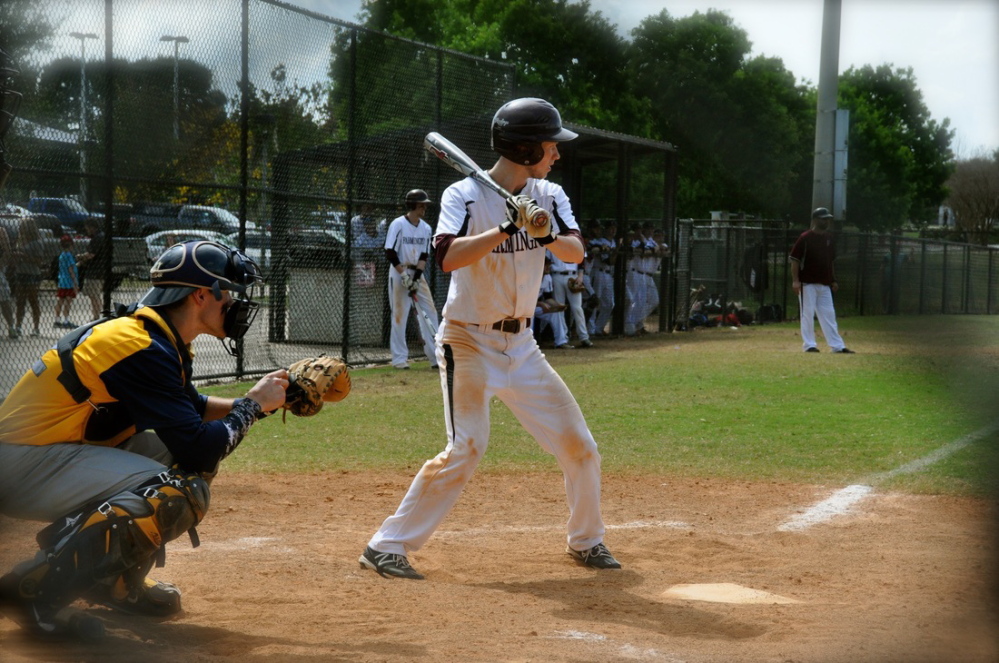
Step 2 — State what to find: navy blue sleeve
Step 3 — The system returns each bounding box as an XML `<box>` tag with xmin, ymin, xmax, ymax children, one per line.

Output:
<box><xmin>101</xmin><ymin>334</ymin><xmax>256</xmax><ymax>474</ymax></box>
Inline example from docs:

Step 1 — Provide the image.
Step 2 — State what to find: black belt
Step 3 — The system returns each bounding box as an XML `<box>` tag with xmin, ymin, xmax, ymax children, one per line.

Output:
<box><xmin>451</xmin><ymin>318</ymin><xmax>532</xmax><ymax>334</ymax></box>
<box><xmin>552</xmin><ymin>271</ymin><xmax>576</xmax><ymax>276</ymax></box>
<box><xmin>491</xmin><ymin>318</ymin><xmax>531</xmax><ymax>333</ymax></box>
<box><xmin>631</xmin><ymin>269</ymin><xmax>653</xmax><ymax>276</ymax></box>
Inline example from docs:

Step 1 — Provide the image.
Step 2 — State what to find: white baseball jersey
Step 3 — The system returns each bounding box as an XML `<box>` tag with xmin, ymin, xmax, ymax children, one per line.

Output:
<box><xmin>435</xmin><ymin>176</ymin><xmax>576</xmax><ymax>323</ymax></box>
<box><xmin>385</xmin><ymin>215</ymin><xmax>432</xmax><ymax>265</ymax></box>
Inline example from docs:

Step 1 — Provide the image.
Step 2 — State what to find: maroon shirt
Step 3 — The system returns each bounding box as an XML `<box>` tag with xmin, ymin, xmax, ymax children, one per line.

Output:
<box><xmin>789</xmin><ymin>230</ymin><xmax>836</xmax><ymax>285</ymax></box>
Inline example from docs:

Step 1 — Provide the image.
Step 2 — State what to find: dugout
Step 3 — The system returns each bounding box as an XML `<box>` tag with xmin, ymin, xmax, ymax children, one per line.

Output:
<box><xmin>268</xmin><ymin>119</ymin><xmax>678</xmax><ymax>348</ymax></box>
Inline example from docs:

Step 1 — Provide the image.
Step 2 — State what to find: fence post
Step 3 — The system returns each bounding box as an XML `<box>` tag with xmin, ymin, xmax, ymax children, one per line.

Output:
<box><xmin>856</xmin><ymin>232</ymin><xmax>866</xmax><ymax>315</ymax></box>
<box><xmin>989</xmin><ymin>249</ymin><xmax>995</xmax><ymax>315</ymax></box>
<box><xmin>941</xmin><ymin>245</ymin><xmax>948</xmax><ymax>313</ymax></box>
<box><xmin>963</xmin><ymin>245</ymin><xmax>971</xmax><ymax>314</ymax></box>
<box><xmin>236</xmin><ymin>0</ymin><xmax>250</xmax><ymax>377</ymax></box>
<box><xmin>100</xmin><ymin>0</ymin><xmax>114</xmax><ymax>320</ymax></box>
<box><xmin>918</xmin><ymin>240</ymin><xmax>927</xmax><ymax>315</ymax></box>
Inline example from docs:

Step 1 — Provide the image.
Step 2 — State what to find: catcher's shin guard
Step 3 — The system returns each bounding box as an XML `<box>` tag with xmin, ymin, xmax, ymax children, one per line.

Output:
<box><xmin>7</xmin><ymin>468</ymin><xmax>209</xmax><ymax>619</ymax></box>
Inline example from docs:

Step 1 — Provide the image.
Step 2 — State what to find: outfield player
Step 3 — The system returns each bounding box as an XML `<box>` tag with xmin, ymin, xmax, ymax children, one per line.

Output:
<box><xmin>790</xmin><ymin>207</ymin><xmax>855</xmax><ymax>353</ymax></box>
<box><xmin>0</xmin><ymin>241</ymin><xmax>288</xmax><ymax>637</ymax></box>
<box><xmin>385</xmin><ymin>189</ymin><xmax>439</xmax><ymax>370</ymax></box>
<box><xmin>359</xmin><ymin>98</ymin><xmax>620</xmax><ymax>580</ymax></box>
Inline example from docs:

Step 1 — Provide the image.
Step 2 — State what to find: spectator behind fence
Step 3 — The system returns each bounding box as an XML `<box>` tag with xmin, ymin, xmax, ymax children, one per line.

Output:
<box><xmin>53</xmin><ymin>234</ymin><xmax>80</xmax><ymax>329</ymax></box>
<box><xmin>77</xmin><ymin>217</ymin><xmax>112</xmax><ymax>321</ymax></box>
<box><xmin>789</xmin><ymin>207</ymin><xmax>855</xmax><ymax>354</ymax></box>
<box><xmin>11</xmin><ymin>216</ymin><xmax>45</xmax><ymax>338</ymax></box>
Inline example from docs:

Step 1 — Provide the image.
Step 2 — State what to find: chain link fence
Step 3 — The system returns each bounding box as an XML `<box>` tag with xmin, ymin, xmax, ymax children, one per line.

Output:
<box><xmin>1</xmin><ymin>0</ymin><xmax>517</xmax><ymax>396</ymax></box>
<box><xmin>672</xmin><ymin>220</ymin><xmax>999</xmax><ymax>329</ymax></box>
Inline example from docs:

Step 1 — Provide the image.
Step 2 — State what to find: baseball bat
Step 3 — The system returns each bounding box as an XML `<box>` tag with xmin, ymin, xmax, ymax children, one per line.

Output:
<box><xmin>423</xmin><ymin>131</ymin><xmax>549</xmax><ymax>226</ymax></box>
<box><xmin>412</xmin><ymin>292</ymin><xmax>439</xmax><ymax>342</ymax></box>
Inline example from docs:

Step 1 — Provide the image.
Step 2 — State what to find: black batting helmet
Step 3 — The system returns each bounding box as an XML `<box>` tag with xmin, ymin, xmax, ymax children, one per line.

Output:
<box><xmin>404</xmin><ymin>189</ymin><xmax>432</xmax><ymax>210</ymax></box>
<box><xmin>491</xmin><ymin>98</ymin><xmax>578</xmax><ymax>166</ymax></box>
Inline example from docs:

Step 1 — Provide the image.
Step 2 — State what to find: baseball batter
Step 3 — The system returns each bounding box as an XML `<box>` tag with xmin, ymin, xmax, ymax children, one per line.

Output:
<box><xmin>359</xmin><ymin>98</ymin><xmax>620</xmax><ymax>580</ymax></box>
<box><xmin>385</xmin><ymin>189</ymin><xmax>439</xmax><ymax>370</ymax></box>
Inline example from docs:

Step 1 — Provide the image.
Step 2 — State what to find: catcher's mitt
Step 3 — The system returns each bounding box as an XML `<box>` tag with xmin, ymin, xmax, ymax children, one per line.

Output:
<box><xmin>284</xmin><ymin>355</ymin><xmax>351</xmax><ymax>417</ymax></box>
<box><xmin>567</xmin><ymin>280</ymin><xmax>587</xmax><ymax>294</ymax></box>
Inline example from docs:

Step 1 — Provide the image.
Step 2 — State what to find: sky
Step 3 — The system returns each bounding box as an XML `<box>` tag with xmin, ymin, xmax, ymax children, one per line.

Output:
<box><xmin>286</xmin><ymin>0</ymin><xmax>999</xmax><ymax>158</ymax></box>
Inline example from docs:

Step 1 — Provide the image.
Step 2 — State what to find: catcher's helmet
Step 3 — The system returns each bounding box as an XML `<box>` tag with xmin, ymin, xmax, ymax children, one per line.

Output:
<box><xmin>140</xmin><ymin>240</ymin><xmax>262</xmax><ymax>307</ymax></box>
<box><xmin>811</xmin><ymin>207</ymin><xmax>834</xmax><ymax>219</ymax></box>
<box><xmin>404</xmin><ymin>189</ymin><xmax>432</xmax><ymax>209</ymax></box>
<box><xmin>491</xmin><ymin>97</ymin><xmax>578</xmax><ymax>166</ymax></box>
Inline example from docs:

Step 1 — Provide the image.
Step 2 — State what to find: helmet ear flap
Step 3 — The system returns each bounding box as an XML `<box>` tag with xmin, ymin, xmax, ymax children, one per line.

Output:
<box><xmin>491</xmin><ymin>134</ymin><xmax>546</xmax><ymax>166</ymax></box>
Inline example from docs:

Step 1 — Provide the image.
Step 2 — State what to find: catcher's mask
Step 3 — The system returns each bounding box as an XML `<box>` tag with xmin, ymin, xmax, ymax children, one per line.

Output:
<box><xmin>140</xmin><ymin>240</ymin><xmax>263</xmax><ymax>356</ymax></box>
<box><xmin>491</xmin><ymin>97</ymin><xmax>577</xmax><ymax>166</ymax></box>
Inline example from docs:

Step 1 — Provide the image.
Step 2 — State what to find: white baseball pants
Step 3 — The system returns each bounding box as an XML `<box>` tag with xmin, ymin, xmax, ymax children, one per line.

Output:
<box><xmin>799</xmin><ymin>283</ymin><xmax>845</xmax><ymax>351</ymax></box>
<box><xmin>591</xmin><ymin>269</ymin><xmax>614</xmax><ymax>335</ymax></box>
<box><xmin>388</xmin><ymin>271</ymin><xmax>439</xmax><ymax>368</ymax></box>
<box><xmin>368</xmin><ymin>320</ymin><xmax>607</xmax><ymax>555</ymax></box>
<box><xmin>551</xmin><ymin>272</ymin><xmax>589</xmax><ymax>342</ymax></box>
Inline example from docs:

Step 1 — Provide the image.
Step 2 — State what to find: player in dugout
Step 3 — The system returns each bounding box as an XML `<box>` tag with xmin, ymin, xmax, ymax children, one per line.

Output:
<box><xmin>0</xmin><ymin>240</ymin><xmax>289</xmax><ymax>639</ymax></box>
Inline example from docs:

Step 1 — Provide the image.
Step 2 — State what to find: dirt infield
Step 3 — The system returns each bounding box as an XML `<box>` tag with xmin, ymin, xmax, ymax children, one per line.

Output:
<box><xmin>1</xmin><ymin>470</ymin><xmax>996</xmax><ymax>662</ymax></box>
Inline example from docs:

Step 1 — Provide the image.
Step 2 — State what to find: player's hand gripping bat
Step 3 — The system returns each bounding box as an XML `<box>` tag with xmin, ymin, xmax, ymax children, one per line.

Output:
<box><xmin>423</xmin><ymin>132</ymin><xmax>550</xmax><ymax>230</ymax></box>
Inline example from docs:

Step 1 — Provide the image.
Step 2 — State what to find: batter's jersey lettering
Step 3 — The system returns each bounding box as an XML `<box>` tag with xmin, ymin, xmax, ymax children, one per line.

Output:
<box><xmin>385</xmin><ymin>215</ymin><xmax>432</xmax><ymax>265</ymax></box>
<box><xmin>435</xmin><ymin>177</ymin><xmax>578</xmax><ymax>323</ymax></box>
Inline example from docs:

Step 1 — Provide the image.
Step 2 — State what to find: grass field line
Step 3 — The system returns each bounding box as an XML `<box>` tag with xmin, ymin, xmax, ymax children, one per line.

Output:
<box><xmin>778</xmin><ymin>421</ymin><xmax>999</xmax><ymax>532</ymax></box>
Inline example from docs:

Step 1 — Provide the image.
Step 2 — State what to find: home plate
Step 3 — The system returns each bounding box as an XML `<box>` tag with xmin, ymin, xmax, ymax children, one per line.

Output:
<box><xmin>663</xmin><ymin>583</ymin><xmax>800</xmax><ymax>604</ymax></box>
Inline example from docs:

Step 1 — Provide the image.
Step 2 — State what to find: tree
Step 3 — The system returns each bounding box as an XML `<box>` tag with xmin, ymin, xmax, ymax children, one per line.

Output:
<box><xmin>629</xmin><ymin>10</ymin><xmax>813</xmax><ymax>219</ymax></box>
<box><xmin>946</xmin><ymin>151</ymin><xmax>999</xmax><ymax>244</ymax></box>
<box><xmin>354</xmin><ymin>0</ymin><xmax>650</xmax><ymax>134</ymax></box>
<box><xmin>838</xmin><ymin>64</ymin><xmax>955</xmax><ymax>231</ymax></box>
<box><xmin>0</xmin><ymin>0</ymin><xmax>57</xmax><ymax>60</ymax></box>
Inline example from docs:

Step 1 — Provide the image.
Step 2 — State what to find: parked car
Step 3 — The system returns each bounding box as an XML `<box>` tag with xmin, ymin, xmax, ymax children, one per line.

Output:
<box><xmin>130</xmin><ymin>202</ymin><xmax>183</xmax><ymax>236</ymax></box>
<box><xmin>0</xmin><ymin>212</ymin><xmax>64</xmax><ymax>244</ymax></box>
<box><xmin>26</xmin><ymin>197</ymin><xmax>101</xmax><ymax>231</ymax></box>
<box><xmin>178</xmin><ymin>205</ymin><xmax>240</xmax><ymax>235</ymax></box>
<box><xmin>145</xmin><ymin>229</ymin><xmax>232</xmax><ymax>263</ymax></box>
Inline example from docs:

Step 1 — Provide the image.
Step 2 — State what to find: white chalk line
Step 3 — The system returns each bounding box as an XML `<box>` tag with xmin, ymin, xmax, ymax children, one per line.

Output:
<box><xmin>778</xmin><ymin>421</ymin><xmax>999</xmax><ymax>532</ymax></box>
<box><xmin>550</xmin><ymin>630</ymin><xmax>686</xmax><ymax>662</ymax></box>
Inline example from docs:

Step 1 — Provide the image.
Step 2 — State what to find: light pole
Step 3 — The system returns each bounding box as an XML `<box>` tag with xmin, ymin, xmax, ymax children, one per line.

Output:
<box><xmin>160</xmin><ymin>35</ymin><xmax>189</xmax><ymax>140</ymax></box>
<box><xmin>70</xmin><ymin>31</ymin><xmax>98</xmax><ymax>204</ymax></box>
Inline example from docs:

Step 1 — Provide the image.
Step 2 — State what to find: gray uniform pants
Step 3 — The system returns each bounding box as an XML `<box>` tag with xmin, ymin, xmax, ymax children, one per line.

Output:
<box><xmin>0</xmin><ymin>432</ymin><xmax>172</xmax><ymax>523</ymax></box>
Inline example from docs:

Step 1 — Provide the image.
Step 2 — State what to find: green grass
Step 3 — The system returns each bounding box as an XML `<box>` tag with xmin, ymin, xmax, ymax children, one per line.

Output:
<box><xmin>207</xmin><ymin>315</ymin><xmax>999</xmax><ymax>498</ymax></box>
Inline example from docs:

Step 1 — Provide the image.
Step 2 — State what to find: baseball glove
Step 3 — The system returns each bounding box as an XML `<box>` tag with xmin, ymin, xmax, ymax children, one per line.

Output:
<box><xmin>284</xmin><ymin>355</ymin><xmax>351</xmax><ymax>417</ymax></box>
<box><xmin>538</xmin><ymin>297</ymin><xmax>567</xmax><ymax>314</ymax></box>
<box><xmin>568</xmin><ymin>280</ymin><xmax>587</xmax><ymax>294</ymax></box>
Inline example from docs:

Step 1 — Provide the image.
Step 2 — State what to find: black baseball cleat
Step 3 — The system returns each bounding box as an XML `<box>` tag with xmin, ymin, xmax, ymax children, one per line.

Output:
<box><xmin>567</xmin><ymin>543</ymin><xmax>621</xmax><ymax>569</ymax></box>
<box><xmin>84</xmin><ymin>577</ymin><xmax>182</xmax><ymax>617</ymax></box>
<box><xmin>805</xmin><ymin>347</ymin><xmax>820</xmax><ymax>353</ymax></box>
<box><xmin>0</xmin><ymin>573</ymin><xmax>104</xmax><ymax>642</ymax></box>
<box><xmin>359</xmin><ymin>546</ymin><xmax>425</xmax><ymax>580</ymax></box>
<box><xmin>834</xmin><ymin>348</ymin><xmax>855</xmax><ymax>354</ymax></box>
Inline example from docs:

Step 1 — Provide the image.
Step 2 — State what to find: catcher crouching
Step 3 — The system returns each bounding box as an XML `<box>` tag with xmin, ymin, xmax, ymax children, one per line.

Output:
<box><xmin>0</xmin><ymin>240</ymin><xmax>349</xmax><ymax>639</ymax></box>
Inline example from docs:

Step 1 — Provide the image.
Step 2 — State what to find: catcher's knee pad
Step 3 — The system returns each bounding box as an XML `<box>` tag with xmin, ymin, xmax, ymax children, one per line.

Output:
<box><xmin>14</xmin><ymin>468</ymin><xmax>210</xmax><ymax>609</ymax></box>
